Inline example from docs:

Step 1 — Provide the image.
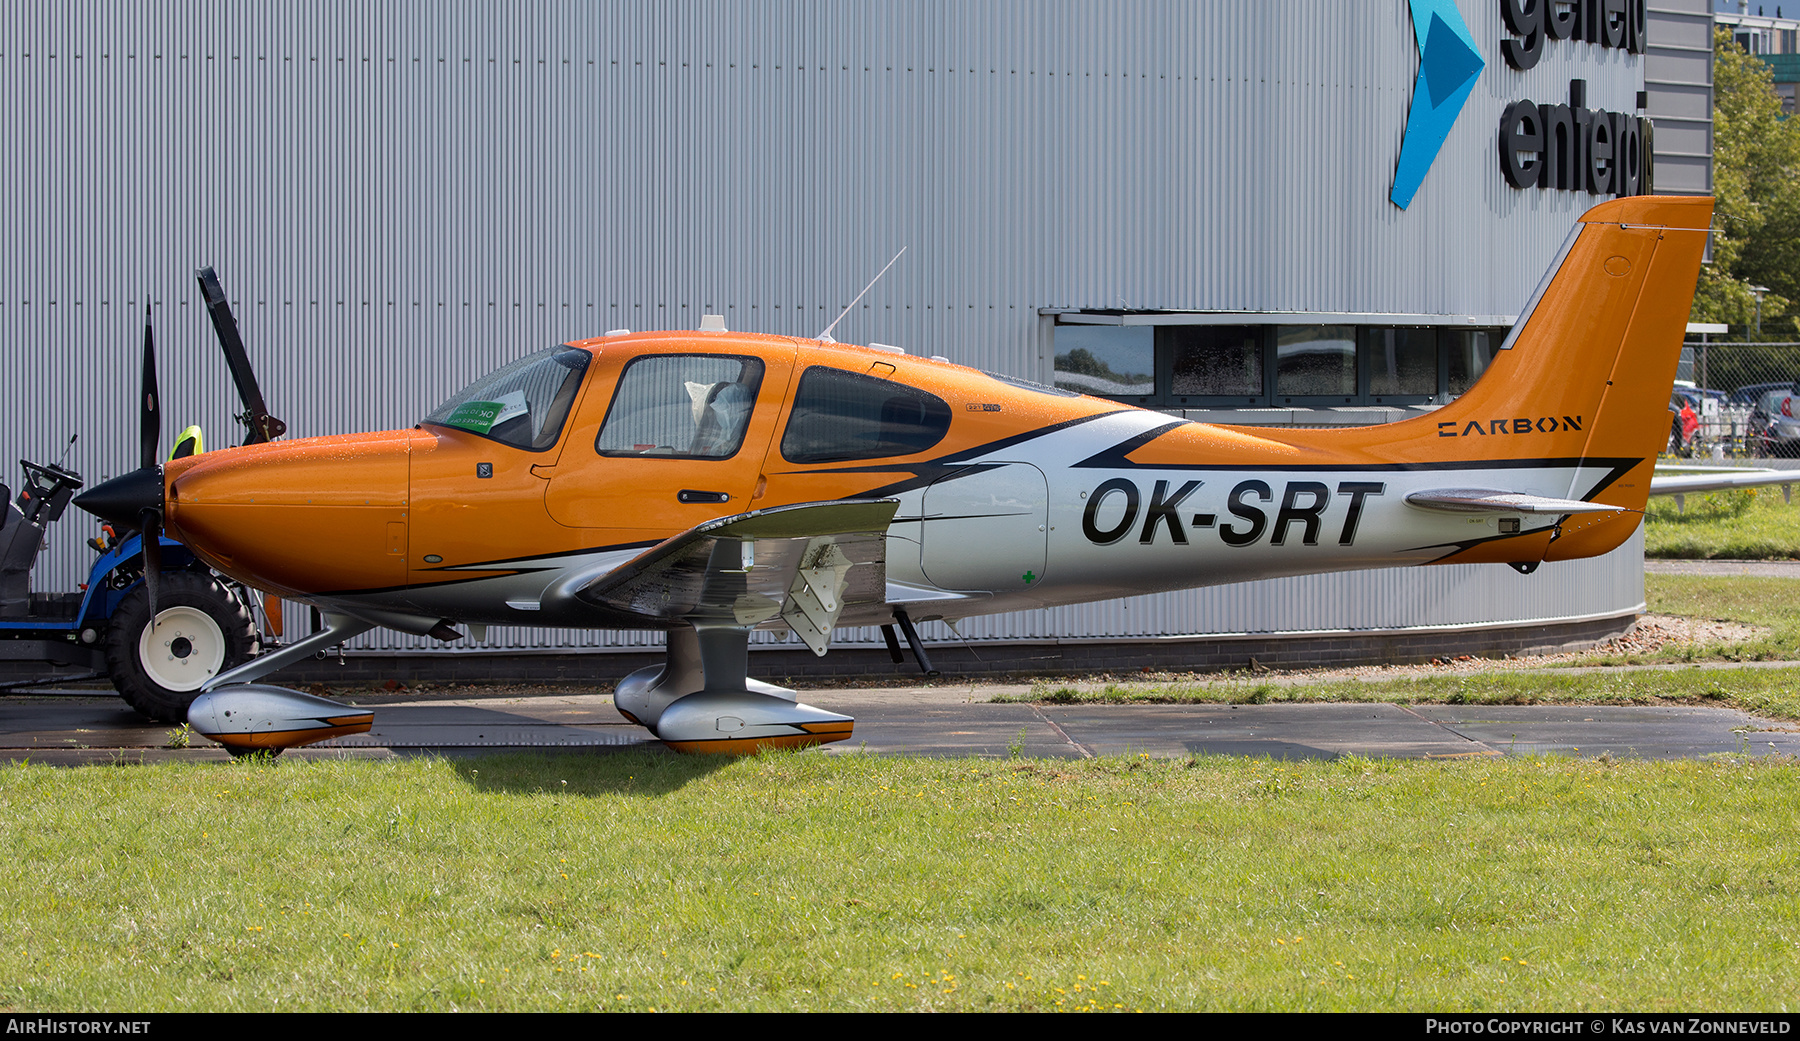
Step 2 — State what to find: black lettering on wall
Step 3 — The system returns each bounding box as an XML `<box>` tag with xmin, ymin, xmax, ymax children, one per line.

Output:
<box><xmin>1501</xmin><ymin>0</ymin><xmax>1546</xmax><ymax>70</ymax></box>
<box><xmin>1499</xmin><ymin>80</ymin><xmax>1650</xmax><ymax>200</ymax></box>
<box><xmin>1499</xmin><ymin>101</ymin><xmax>1543</xmax><ymax>188</ymax></box>
<box><xmin>1503</xmin><ymin>0</ymin><xmax>1646</xmax><ymax>69</ymax></box>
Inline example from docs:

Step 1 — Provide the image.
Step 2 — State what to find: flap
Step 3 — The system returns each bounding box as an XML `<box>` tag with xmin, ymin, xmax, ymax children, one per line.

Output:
<box><xmin>567</xmin><ymin>499</ymin><xmax>898</xmax><ymax>626</ymax></box>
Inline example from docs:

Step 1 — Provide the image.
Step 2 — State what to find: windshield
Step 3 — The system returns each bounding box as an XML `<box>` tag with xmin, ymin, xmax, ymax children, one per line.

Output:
<box><xmin>422</xmin><ymin>346</ymin><xmax>591</xmax><ymax>450</ymax></box>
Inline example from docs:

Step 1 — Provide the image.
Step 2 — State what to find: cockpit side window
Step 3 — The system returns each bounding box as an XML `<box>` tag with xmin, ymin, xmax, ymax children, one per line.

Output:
<box><xmin>595</xmin><ymin>354</ymin><xmax>766</xmax><ymax>459</ymax></box>
<box><xmin>780</xmin><ymin>366</ymin><xmax>952</xmax><ymax>464</ymax></box>
<box><xmin>421</xmin><ymin>346</ymin><xmax>590</xmax><ymax>451</ymax></box>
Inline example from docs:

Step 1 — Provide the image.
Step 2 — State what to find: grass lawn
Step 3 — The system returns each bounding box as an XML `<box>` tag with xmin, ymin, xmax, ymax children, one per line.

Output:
<box><xmin>1001</xmin><ymin>572</ymin><xmax>1800</xmax><ymax>714</ymax></box>
<box><xmin>1009</xmin><ymin>665</ymin><xmax>1800</xmax><ymax>720</ymax></box>
<box><xmin>1644</xmin><ymin>487</ymin><xmax>1800</xmax><ymax>560</ymax></box>
<box><xmin>3</xmin><ymin>750</ymin><xmax>1798</xmax><ymax>1012</ymax></box>
<box><xmin>5</xmin><ymin>528</ymin><xmax>1800</xmax><ymax>1011</ymax></box>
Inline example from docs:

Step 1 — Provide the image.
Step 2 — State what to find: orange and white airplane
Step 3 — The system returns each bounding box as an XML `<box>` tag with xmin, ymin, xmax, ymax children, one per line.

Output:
<box><xmin>76</xmin><ymin>195</ymin><xmax>1713</xmax><ymax>754</ymax></box>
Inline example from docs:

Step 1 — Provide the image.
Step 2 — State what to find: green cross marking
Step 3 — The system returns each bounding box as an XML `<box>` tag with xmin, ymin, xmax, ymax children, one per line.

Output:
<box><xmin>1022</xmin><ymin>570</ymin><xmax>1036</xmax><ymax>584</ymax></box>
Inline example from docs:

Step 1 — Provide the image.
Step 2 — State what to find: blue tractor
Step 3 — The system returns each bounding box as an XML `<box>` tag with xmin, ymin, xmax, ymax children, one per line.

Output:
<box><xmin>0</xmin><ymin>455</ymin><xmax>260</xmax><ymax>720</ymax></box>
<box><xmin>0</xmin><ymin>268</ymin><xmax>284</xmax><ymax>721</ymax></box>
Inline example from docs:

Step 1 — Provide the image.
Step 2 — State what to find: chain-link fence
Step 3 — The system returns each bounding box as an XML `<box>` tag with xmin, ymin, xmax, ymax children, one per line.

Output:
<box><xmin>1670</xmin><ymin>342</ymin><xmax>1800</xmax><ymax>459</ymax></box>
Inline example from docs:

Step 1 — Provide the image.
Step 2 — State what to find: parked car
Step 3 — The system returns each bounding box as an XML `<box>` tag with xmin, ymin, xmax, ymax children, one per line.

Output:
<box><xmin>1730</xmin><ymin>381</ymin><xmax>1795</xmax><ymax>407</ymax></box>
<box><xmin>1671</xmin><ymin>385</ymin><xmax>1726</xmax><ymax>412</ymax></box>
<box><xmin>1748</xmin><ymin>381</ymin><xmax>1800</xmax><ymax>457</ymax></box>
<box><xmin>1668</xmin><ymin>392</ymin><xmax>1700</xmax><ymax>456</ymax></box>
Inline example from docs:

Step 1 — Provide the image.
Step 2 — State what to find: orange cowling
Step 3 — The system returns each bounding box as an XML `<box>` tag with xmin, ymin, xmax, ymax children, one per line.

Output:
<box><xmin>164</xmin><ymin>430</ymin><xmax>413</xmax><ymax>597</ymax></box>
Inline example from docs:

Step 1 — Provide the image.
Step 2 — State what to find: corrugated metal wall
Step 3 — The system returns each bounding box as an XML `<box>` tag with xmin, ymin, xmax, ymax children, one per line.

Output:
<box><xmin>1647</xmin><ymin>0</ymin><xmax>1715</xmax><ymax>195</ymax></box>
<box><xmin>2</xmin><ymin>2</ymin><xmax>1652</xmax><ymax>652</ymax></box>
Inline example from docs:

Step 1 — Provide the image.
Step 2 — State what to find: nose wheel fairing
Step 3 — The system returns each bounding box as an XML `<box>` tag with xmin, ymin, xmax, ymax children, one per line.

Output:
<box><xmin>187</xmin><ymin>684</ymin><xmax>374</xmax><ymax>755</ymax></box>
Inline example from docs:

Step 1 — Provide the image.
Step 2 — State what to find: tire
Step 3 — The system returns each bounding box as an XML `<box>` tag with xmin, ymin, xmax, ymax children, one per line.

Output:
<box><xmin>105</xmin><ymin>571</ymin><xmax>258</xmax><ymax>723</ymax></box>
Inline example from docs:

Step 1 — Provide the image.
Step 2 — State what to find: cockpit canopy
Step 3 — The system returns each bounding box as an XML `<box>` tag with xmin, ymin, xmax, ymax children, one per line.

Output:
<box><xmin>421</xmin><ymin>346</ymin><xmax>590</xmax><ymax>450</ymax></box>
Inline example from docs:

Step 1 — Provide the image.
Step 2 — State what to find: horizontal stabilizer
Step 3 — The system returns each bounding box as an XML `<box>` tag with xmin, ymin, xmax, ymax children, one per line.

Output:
<box><xmin>1404</xmin><ymin>489</ymin><xmax>1625</xmax><ymax>515</ymax></box>
<box><xmin>1651</xmin><ymin>468</ymin><xmax>1796</xmax><ymax>497</ymax></box>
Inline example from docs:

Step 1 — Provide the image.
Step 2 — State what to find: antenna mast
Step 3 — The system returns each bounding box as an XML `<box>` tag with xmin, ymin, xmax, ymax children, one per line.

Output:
<box><xmin>817</xmin><ymin>247</ymin><xmax>906</xmax><ymax>343</ymax></box>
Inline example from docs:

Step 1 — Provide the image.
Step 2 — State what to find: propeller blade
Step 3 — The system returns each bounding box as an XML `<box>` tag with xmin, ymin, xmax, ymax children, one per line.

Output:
<box><xmin>140</xmin><ymin>304</ymin><xmax>160</xmax><ymax>471</ymax></box>
<box><xmin>74</xmin><ymin>303</ymin><xmax>172</xmax><ymax>609</ymax></box>
<box><xmin>196</xmin><ymin>267</ymin><xmax>286</xmax><ymax>445</ymax></box>
<box><xmin>140</xmin><ymin>508</ymin><xmax>163</xmax><ymax>617</ymax></box>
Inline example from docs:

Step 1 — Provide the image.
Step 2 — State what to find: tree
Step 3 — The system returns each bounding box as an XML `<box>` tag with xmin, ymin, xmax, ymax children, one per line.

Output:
<box><xmin>1691</xmin><ymin>28</ymin><xmax>1800</xmax><ymax>340</ymax></box>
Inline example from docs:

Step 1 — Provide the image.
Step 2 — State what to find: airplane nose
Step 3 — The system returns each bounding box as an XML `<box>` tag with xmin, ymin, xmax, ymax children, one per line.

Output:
<box><xmin>73</xmin><ymin>465</ymin><xmax>165</xmax><ymax>531</ymax></box>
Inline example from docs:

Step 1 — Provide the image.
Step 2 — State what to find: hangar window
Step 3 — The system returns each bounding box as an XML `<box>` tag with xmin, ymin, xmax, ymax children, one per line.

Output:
<box><xmin>1044</xmin><ymin>325</ymin><xmax>1154</xmax><ymax>396</ymax></box>
<box><xmin>1275</xmin><ymin>326</ymin><xmax>1358</xmax><ymax>400</ymax></box>
<box><xmin>1170</xmin><ymin>326</ymin><xmax>1262</xmax><ymax>398</ymax></box>
<box><xmin>1368</xmin><ymin>328</ymin><xmax>1439</xmax><ymax>398</ymax></box>
<box><xmin>1446</xmin><ymin>329</ymin><xmax>1499</xmax><ymax>396</ymax></box>
<box><xmin>781</xmin><ymin>366</ymin><xmax>952</xmax><ymax>463</ymax></box>
<box><xmin>1051</xmin><ymin>319</ymin><xmax>1504</xmax><ymax>410</ymax></box>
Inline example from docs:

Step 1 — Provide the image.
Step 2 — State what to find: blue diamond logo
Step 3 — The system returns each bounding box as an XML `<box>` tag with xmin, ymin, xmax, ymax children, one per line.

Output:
<box><xmin>1391</xmin><ymin>0</ymin><xmax>1484</xmax><ymax>210</ymax></box>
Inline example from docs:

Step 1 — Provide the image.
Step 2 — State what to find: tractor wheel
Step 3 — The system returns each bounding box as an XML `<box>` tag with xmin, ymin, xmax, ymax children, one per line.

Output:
<box><xmin>105</xmin><ymin>572</ymin><xmax>258</xmax><ymax>723</ymax></box>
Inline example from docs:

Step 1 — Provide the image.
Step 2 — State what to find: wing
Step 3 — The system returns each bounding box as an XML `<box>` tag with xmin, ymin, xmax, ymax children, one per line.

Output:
<box><xmin>562</xmin><ymin>499</ymin><xmax>899</xmax><ymax>655</ymax></box>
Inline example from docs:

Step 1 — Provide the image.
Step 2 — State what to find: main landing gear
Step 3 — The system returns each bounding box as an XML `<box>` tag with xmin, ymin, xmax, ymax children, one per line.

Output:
<box><xmin>614</xmin><ymin>625</ymin><xmax>854</xmax><ymax>754</ymax></box>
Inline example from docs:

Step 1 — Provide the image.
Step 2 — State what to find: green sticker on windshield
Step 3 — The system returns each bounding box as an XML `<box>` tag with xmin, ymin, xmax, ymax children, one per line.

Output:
<box><xmin>443</xmin><ymin>401</ymin><xmax>502</xmax><ymax>433</ymax></box>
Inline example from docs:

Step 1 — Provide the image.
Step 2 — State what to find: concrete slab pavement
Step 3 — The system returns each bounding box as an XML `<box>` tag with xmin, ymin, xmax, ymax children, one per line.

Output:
<box><xmin>3</xmin><ymin>680</ymin><xmax>1796</xmax><ymax>765</ymax></box>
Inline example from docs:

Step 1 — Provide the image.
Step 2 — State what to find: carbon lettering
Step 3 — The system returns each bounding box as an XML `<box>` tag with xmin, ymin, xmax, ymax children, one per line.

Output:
<box><xmin>1219</xmin><ymin>481</ymin><xmax>1272</xmax><ymax>547</ymax></box>
<box><xmin>1139</xmin><ymin>479</ymin><xmax>1202</xmax><ymax>545</ymax></box>
<box><xmin>1081</xmin><ymin>478</ymin><xmax>1140</xmax><ymax>545</ymax></box>
<box><xmin>1436</xmin><ymin>415</ymin><xmax>1570</xmax><ymax>437</ymax></box>
<box><xmin>1336</xmin><ymin>482</ymin><xmax>1386</xmax><ymax>546</ymax></box>
<box><xmin>1271</xmin><ymin>482</ymin><xmax>1330</xmax><ymax>547</ymax></box>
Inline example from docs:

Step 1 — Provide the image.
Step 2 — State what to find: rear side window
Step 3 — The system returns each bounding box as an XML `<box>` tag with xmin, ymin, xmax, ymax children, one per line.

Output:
<box><xmin>780</xmin><ymin>366</ymin><xmax>951</xmax><ymax>463</ymax></box>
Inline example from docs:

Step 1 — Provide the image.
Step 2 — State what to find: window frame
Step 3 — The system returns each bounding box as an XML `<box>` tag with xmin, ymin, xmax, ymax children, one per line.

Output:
<box><xmin>778</xmin><ymin>365</ymin><xmax>953</xmax><ymax>465</ymax></box>
<box><xmin>1054</xmin><ymin>319</ymin><xmax>1510</xmax><ymax>410</ymax></box>
<box><xmin>419</xmin><ymin>345</ymin><xmax>593</xmax><ymax>453</ymax></box>
<box><xmin>593</xmin><ymin>352</ymin><xmax>767</xmax><ymax>462</ymax></box>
